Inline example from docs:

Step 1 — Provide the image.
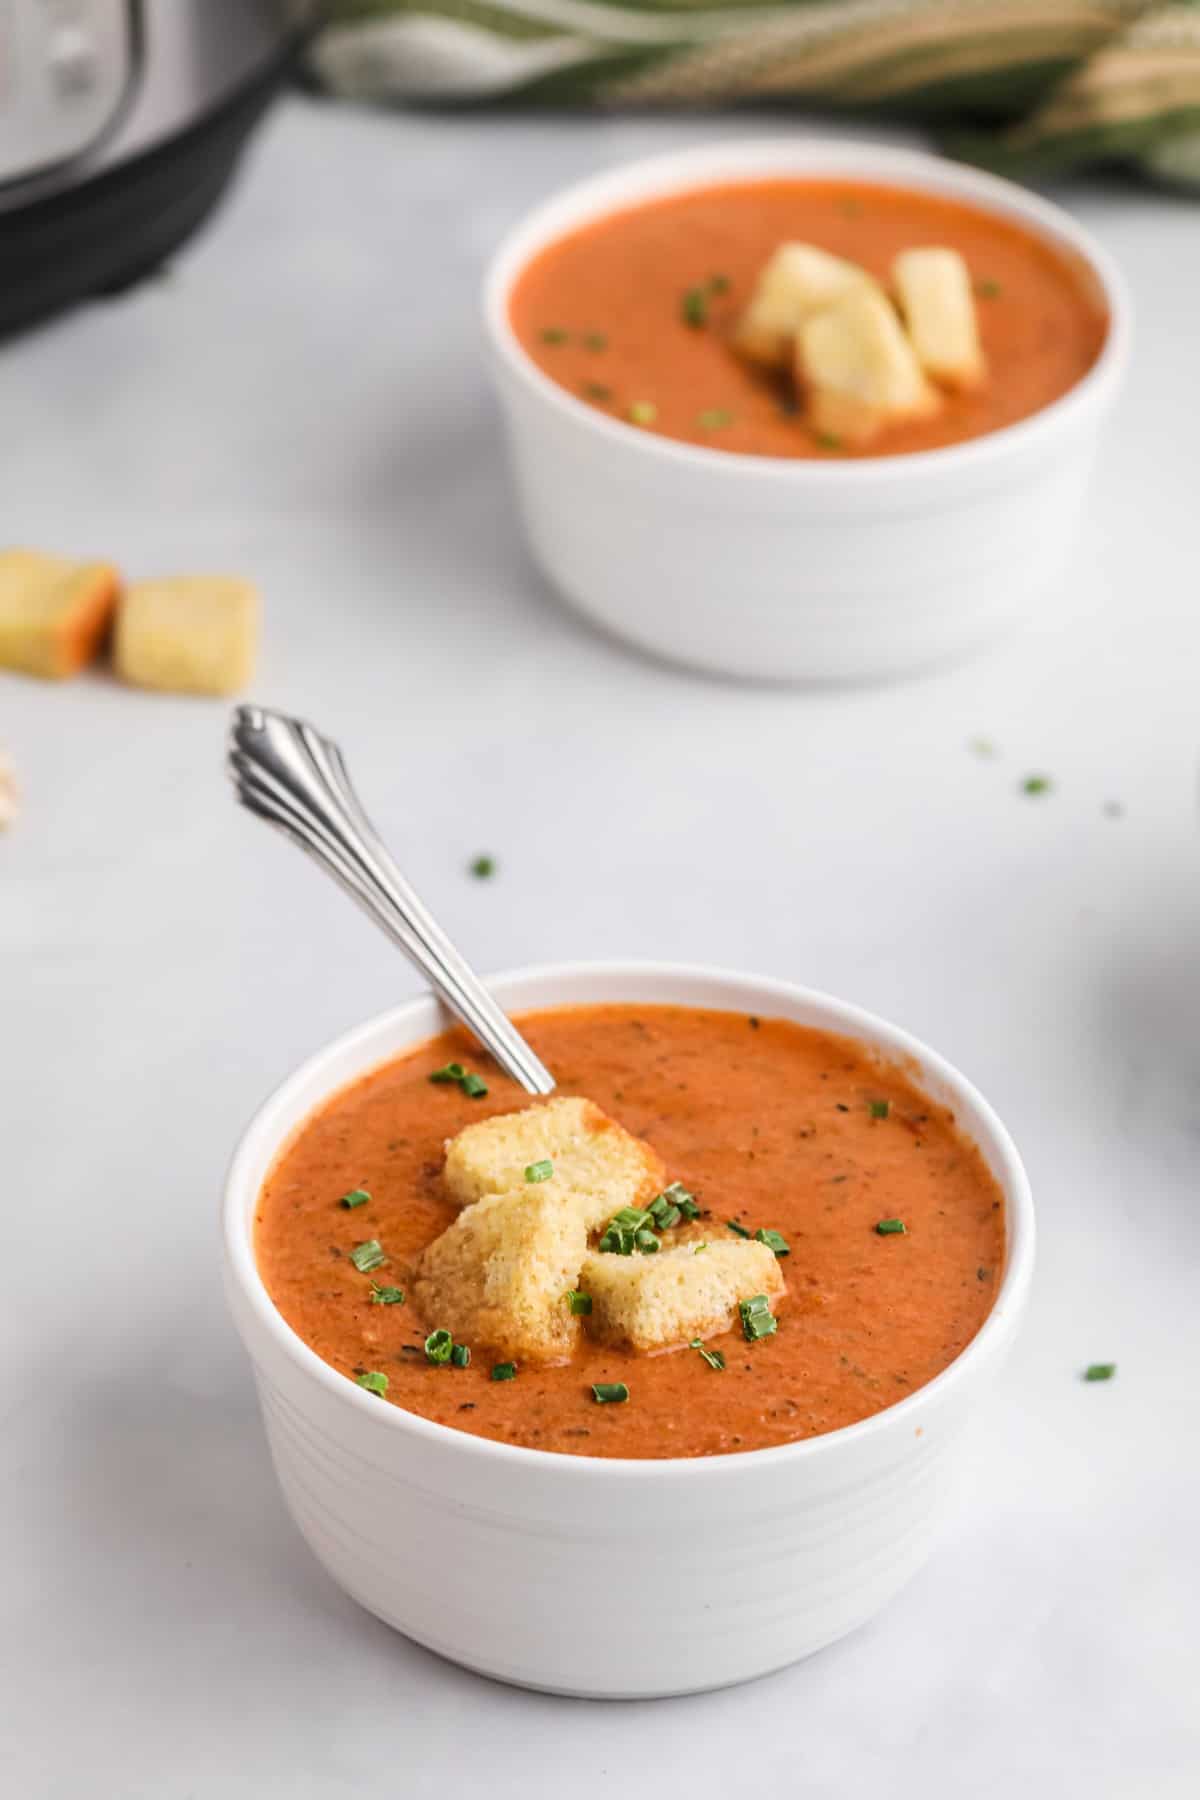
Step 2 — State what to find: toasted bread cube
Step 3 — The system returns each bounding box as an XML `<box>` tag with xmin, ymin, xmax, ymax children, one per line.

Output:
<box><xmin>0</xmin><ymin>549</ymin><xmax>119</xmax><ymax>680</ymax></box>
<box><xmin>412</xmin><ymin>1182</ymin><xmax>588</xmax><ymax>1364</ymax></box>
<box><xmin>797</xmin><ymin>287</ymin><xmax>940</xmax><ymax>445</ymax></box>
<box><xmin>734</xmin><ymin>243</ymin><xmax>882</xmax><ymax>370</ymax></box>
<box><xmin>114</xmin><ymin>577</ymin><xmax>258</xmax><ymax>695</ymax></box>
<box><xmin>893</xmin><ymin>248</ymin><xmax>986</xmax><ymax>391</ymax></box>
<box><xmin>443</xmin><ymin>1097</ymin><xmax>665</xmax><ymax>1234</ymax></box>
<box><xmin>579</xmin><ymin>1239</ymin><xmax>785</xmax><ymax>1354</ymax></box>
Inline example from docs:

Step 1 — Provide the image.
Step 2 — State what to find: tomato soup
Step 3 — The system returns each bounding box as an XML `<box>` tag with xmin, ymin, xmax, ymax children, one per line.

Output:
<box><xmin>509</xmin><ymin>179</ymin><xmax>1108</xmax><ymax>459</ymax></box>
<box><xmin>256</xmin><ymin>1005</ymin><xmax>1005</xmax><ymax>1459</ymax></box>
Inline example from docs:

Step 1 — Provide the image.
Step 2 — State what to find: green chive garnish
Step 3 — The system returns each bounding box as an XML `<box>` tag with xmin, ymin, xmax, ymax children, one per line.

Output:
<box><xmin>461</xmin><ymin>1072</ymin><xmax>488</xmax><ymax>1098</ymax></box>
<box><xmin>1083</xmin><ymin>1362</ymin><xmax>1116</xmax><ymax>1382</ymax></box>
<box><xmin>681</xmin><ymin>286</ymin><xmax>708</xmax><ymax>328</ymax></box>
<box><xmin>652</xmin><ymin>1202</ymin><xmax>681</xmax><ymax>1230</ymax></box>
<box><xmin>635</xmin><ymin>1228</ymin><xmax>661</xmax><ymax>1254</ymax></box>
<box><xmin>592</xmin><ymin>1382</ymin><xmax>629</xmax><ymax>1404</ymax></box>
<box><xmin>566</xmin><ymin>1290</ymin><xmax>593</xmax><ymax>1315</ymax></box>
<box><xmin>491</xmin><ymin>1361</ymin><xmax>517</xmax><ymax>1382</ymax></box>
<box><xmin>1021</xmin><ymin>774</ymin><xmax>1052</xmax><ymax>796</ymax></box>
<box><xmin>424</xmin><ymin>1328</ymin><xmax>454</xmax><ymax>1365</ymax></box>
<box><xmin>628</xmin><ymin>401</ymin><xmax>657</xmax><ymax>426</ymax></box>
<box><xmin>429</xmin><ymin>1062</ymin><xmax>466</xmax><ymax>1085</ymax></box>
<box><xmin>662</xmin><ymin>1181</ymin><xmax>700</xmax><ymax>1220</ymax></box>
<box><xmin>355</xmin><ymin>1369</ymin><xmax>388</xmax><ymax>1396</ymax></box>
<box><xmin>696</xmin><ymin>408</ymin><xmax>732</xmax><ymax>430</ymax></box>
<box><xmin>755</xmin><ymin>1228</ymin><xmax>790</xmax><ymax>1256</ymax></box>
<box><xmin>691</xmin><ymin>1339</ymin><xmax>725</xmax><ymax>1371</ymax></box>
<box><xmin>727</xmin><ymin>1219</ymin><xmax>751</xmax><ymax>1239</ymax></box>
<box><xmin>582</xmin><ymin>331</ymin><xmax>608</xmax><ymax>351</ymax></box>
<box><xmin>350</xmin><ymin>1239</ymin><xmax>385</xmax><ymax>1273</ymax></box>
<box><xmin>815</xmin><ymin>431</ymin><xmax>843</xmax><ymax>451</ymax></box>
<box><xmin>739</xmin><ymin>1295</ymin><xmax>778</xmax><ymax>1342</ymax></box>
<box><xmin>611</xmin><ymin>1207</ymin><xmax>651</xmax><ymax>1230</ymax></box>
<box><xmin>539</xmin><ymin>327</ymin><xmax>569</xmax><ymax>344</ymax></box>
<box><xmin>876</xmin><ymin>1218</ymin><xmax>907</xmax><ymax>1235</ymax></box>
<box><xmin>869</xmin><ymin>1100</ymin><xmax>890</xmax><ymax>1120</ymax></box>
<box><xmin>469</xmin><ymin>854</ymin><xmax>495</xmax><ymax>878</ymax></box>
<box><xmin>525</xmin><ymin>1159</ymin><xmax>554</xmax><ymax>1183</ymax></box>
<box><xmin>975</xmin><ymin>278</ymin><xmax>1002</xmax><ymax>299</ymax></box>
<box><xmin>340</xmin><ymin>1187</ymin><xmax>370</xmax><ymax>1209</ymax></box>
<box><xmin>582</xmin><ymin>381</ymin><xmax>613</xmax><ymax>403</ymax></box>
<box><xmin>369</xmin><ymin>1283</ymin><xmax>405</xmax><ymax>1306</ymax></box>
<box><xmin>450</xmin><ymin>1342</ymin><xmax>471</xmax><ymax>1368</ymax></box>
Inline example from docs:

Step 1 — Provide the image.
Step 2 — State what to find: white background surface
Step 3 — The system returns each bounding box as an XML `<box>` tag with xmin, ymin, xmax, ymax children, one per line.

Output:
<box><xmin>2</xmin><ymin>97</ymin><xmax>1198</xmax><ymax>1798</ymax></box>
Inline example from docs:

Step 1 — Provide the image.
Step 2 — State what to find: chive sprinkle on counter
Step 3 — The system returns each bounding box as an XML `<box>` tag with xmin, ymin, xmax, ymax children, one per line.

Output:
<box><xmin>1083</xmin><ymin>1362</ymin><xmax>1117</xmax><ymax>1382</ymax></box>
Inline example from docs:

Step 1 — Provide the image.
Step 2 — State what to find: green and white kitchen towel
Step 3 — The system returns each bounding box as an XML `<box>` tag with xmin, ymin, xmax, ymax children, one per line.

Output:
<box><xmin>311</xmin><ymin>0</ymin><xmax>1200</xmax><ymax>189</ymax></box>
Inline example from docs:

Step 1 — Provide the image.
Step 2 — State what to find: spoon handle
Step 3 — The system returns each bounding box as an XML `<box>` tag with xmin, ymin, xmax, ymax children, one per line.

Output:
<box><xmin>227</xmin><ymin>705</ymin><xmax>555</xmax><ymax>1097</ymax></box>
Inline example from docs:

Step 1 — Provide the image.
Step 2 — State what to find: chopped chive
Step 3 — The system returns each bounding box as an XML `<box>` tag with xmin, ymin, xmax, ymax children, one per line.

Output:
<box><xmin>460</xmin><ymin>1071</ymin><xmax>488</xmax><ymax>1098</ymax></box>
<box><xmin>355</xmin><ymin>1369</ymin><xmax>389</xmax><ymax>1396</ymax></box>
<box><xmin>755</xmin><ymin>1227</ymin><xmax>790</xmax><ymax>1256</ymax></box>
<box><xmin>582</xmin><ymin>331</ymin><xmax>608</xmax><ymax>351</ymax></box>
<box><xmin>581</xmin><ymin>381</ymin><xmax>613</xmax><ymax>403</ymax></box>
<box><xmin>739</xmin><ymin>1295</ymin><xmax>778</xmax><ymax>1342</ymax></box>
<box><xmin>525</xmin><ymin>1159</ymin><xmax>554</xmax><ymax>1183</ymax></box>
<box><xmin>539</xmin><ymin>327</ymin><xmax>569</xmax><ymax>344</ymax></box>
<box><xmin>691</xmin><ymin>1339</ymin><xmax>726</xmax><ymax>1371</ymax></box>
<box><xmin>369</xmin><ymin>1282</ymin><xmax>405</xmax><ymax>1306</ymax></box>
<box><xmin>350</xmin><ymin>1239</ymin><xmax>385</xmax><ymax>1273</ymax></box>
<box><xmin>592</xmin><ymin>1382</ymin><xmax>629</xmax><ymax>1404</ymax></box>
<box><xmin>681</xmin><ymin>286</ymin><xmax>708</xmax><ymax>328</ymax></box>
<box><xmin>708</xmin><ymin>273</ymin><xmax>730</xmax><ymax>295</ymax></box>
<box><xmin>424</xmin><ymin>1328</ymin><xmax>454</xmax><ymax>1365</ymax></box>
<box><xmin>611</xmin><ymin>1206</ymin><xmax>651</xmax><ymax>1230</ymax></box>
<box><xmin>598</xmin><ymin>1224</ymin><xmax>636</xmax><ymax>1255</ymax></box>
<box><xmin>469</xmin><ymin>854</ymin><xmax>495</xmax><ymax>879</ymax></box>
<box><xmin>693</xmin><ymin>1241</ymin><xmax>709</xmax><ymax>1253</ymax></box>
<box><xmin>339</xmin><ymin>1187</ymin><xmax>370</xmax><ymax>1210</ymax></box>
<box><xmin>869</xmin><ymin>1100</ymin><xmax>890</xmax><ymax>1120</ymax></box>
<box><xmin>566</xmin><ymin>1290</ymin><xmax>593</xmax><ymax>1316</ymax></box>
<box><xmin>876</xmin><ymin>1218</ymin><xmax>907</xmax><ymax>1235</ymax></box>
<box><xmin>450</xmin><ymin>1342</ymin><xmax>471</xmax><ymax>1368</ymax></box>
<box><xmin>727</xmin><ymin>1219</ymin><xmax>752</xmax><ymax>1239</ymax></box>
<box><xmin>696</xmin><ymin>408</ymin><xmax>733</xmax><ymax>430</ymax></box>
<box><xmin>635</xmin><ymin>1228</ymin><xmax>661</xmax><ymax>1254</ymax></box>
<box><xmin>654</xmin><ymin>1203</ymin><xmax>682</xmax><ymax>1230</ymax></box>
<box><xmin>628</xmin><ymin>400</ymin><xmax>657</xmax><ymax>426</ymax></box>
<box><xmin>491</xmin><ymin>1361</ymin><xmax>517</xmax><ymax>1382</ymax></box>
<box><xmin>1083</xmin><ymin>1362</ymin><xmax>1116</xmax><ymax>1382</ymax></box>
<box><xmin>661</xmin><ymin>1181</ymin><xmax>700</xmax><ymax>1220</ymax></box>
<box><xmin>429</xmin><ymin>1062</ymin><xmax>466</xmax><ymax>1085</ymax></box>
<box><xmin>815</xmin><ymin>431</ymin><xmax>843</xmax><ymax>451</ymax></box>
<box><xmin>1021</xmin><ymin>774</ymin><xmax>1052</xmax><ymax>796</ymax></box>
<box><xmin>975</xmin><ymin>278</ymin><xmax>1002</xmax><ymax>299</ymax></box>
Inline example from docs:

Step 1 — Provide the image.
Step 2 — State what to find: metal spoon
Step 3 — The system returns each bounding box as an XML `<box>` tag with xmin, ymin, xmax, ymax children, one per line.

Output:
<box><xmin>227</xmin><ymin>705</ymin><xmax>555</xmax><ymax>1096</ymax></box>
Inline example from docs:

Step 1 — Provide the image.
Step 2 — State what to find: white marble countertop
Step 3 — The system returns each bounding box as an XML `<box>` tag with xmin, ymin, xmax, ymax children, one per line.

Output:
<box><xmin>3</xmin><ymin>96</ymin><xmax>1198</xmax><ymax>1798</ymax></box>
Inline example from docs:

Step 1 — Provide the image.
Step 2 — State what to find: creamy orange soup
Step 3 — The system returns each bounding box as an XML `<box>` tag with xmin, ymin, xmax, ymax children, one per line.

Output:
<box><xmin>509</xmin><ymin>179</ymin><xmax>1108</xmax><ymax>459</ymax></box>
<box><xmin>256</xmin><ymin>1005</ymin><xmax>1005</xmax><ymax>1459</ymax></box>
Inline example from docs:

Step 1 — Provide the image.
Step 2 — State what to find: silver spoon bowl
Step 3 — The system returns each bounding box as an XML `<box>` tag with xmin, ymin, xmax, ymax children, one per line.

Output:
<box><xmin>227</xmin><ymin>705</ymin><xmax>555</xmax><ymax>1097</ymax></box>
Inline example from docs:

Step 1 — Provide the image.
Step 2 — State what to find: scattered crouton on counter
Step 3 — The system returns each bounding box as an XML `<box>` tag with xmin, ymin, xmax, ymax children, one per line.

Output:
<box><xmin>893</xmin><ymin>247</ymin><xmax>987</xmax><ymax>391</ymax></box>
<box><xmin>580</xmin><ymin>1240</ymin><xmax>785</xmax><ymax>1354</ymax></box>
<box><xmin>0</xmin><ymin>549</ymin><xmax>120</xmax><ymax>679</ymax></box>
<box><xmin>732</xmin><ymin>242</ymin><xmax>883</xmax><ymax>370</ymax></box>
<box><xmin>114</xmin><ymin>576</ymin><xmax>258</xmax><ymax>696</ymax></box>
<box><xmin>0</xmin><ymin>752</ymin><xmax>17</xmax><ymax>832</ymax></box>
<box><xmin>798</xmin><ymin>287</ymin><xmax>939</xmax><ymax>446</ymax></box>
<box><xmin>413</xmin><ymin>1182</ymin><xmax>589</xmax><ymax>1365</ymax></box>
<box><xmin>443</xmin><ymin>1095</ymin><xmax>665</xmax><ymax>1233</ymax></box>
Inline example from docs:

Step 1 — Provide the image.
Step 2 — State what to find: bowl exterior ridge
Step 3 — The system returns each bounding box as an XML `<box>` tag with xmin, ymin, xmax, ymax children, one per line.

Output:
<box><xmin>223</xmin><ymin>961</ymin><xmax>1035</xmax><ymax>1695</ymax></box>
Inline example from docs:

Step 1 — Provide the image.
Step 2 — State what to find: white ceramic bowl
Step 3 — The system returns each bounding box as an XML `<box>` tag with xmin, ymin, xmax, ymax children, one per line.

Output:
<box><xmin>483</xmin><ymin>139</ymin><xmax>1130</xmax><ymax>685</ymax></box>
<box><xmin>223</xmin><ymin>962</ymin><xmax>1034</xmax><ymax>1697</ymax></box>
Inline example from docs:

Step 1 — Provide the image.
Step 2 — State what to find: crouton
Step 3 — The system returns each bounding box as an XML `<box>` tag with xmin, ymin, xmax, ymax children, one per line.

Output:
<box><xmin>797</xmin><ymin>287</ymin><xmax>940</xmax><ymax>446</ymax></box>
<box><xmin>412</xmin><ymin>1182</ymin><xmax>589</xmax><ymax>1364</ymax></box>
<box><xmin>114</xmin><ymin>576</ymin><xmax>258</xmax><ymax>695</ymax></box>
<box><xmin>579</xmin><ymin>1239</ymin><xmax>785</xmax><ymax>1354</ymax></box>
<box><xmin>733</xmin><ymin>243</ymin><xmax>881</xmax><ymax>370</ymax></box>
<box><xmin>443</xmin><ymin>1097</ymin><xmax>664</xmax><ymax>1233</ymax></box>
<box><xmin>0</xmin><ymin>549</ymin><xmax>120</xmax><ymax>679</ymax></box>
<box><xmin>892</xmin><ymin>247</ymin><xmax>986</xmax><ymax>392</ymax></box>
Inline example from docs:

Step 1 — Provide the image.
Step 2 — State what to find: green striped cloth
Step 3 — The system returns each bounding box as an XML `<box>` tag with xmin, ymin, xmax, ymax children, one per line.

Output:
<box><xmin>311</xmin><ymin>0</ymin><xmax>1200</xmax><ymax>189</ymax></box>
